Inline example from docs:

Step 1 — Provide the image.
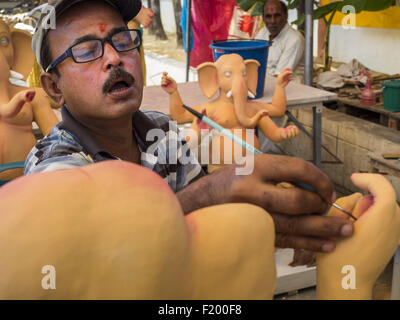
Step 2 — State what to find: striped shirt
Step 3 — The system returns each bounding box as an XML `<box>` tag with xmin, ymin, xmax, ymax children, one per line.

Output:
<box><xmin>24</xmin><ymin>106</ymin><xmax>205</xmax><ymax>192</ymax></box>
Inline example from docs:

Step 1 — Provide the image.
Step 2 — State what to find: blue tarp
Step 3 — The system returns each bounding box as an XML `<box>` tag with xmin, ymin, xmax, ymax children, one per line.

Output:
<box><xmin>180</xmin><ymin>0</ymin><xmax>193</xmax><ymax>52</ymax></box>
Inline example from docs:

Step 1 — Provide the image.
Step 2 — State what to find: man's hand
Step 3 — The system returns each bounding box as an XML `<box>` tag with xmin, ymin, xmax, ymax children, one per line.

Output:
<box><xmin>276</xmin><ymin>67</ymin><xmax>293</xmax><ymax>87</ymax></box>
<box><xmin>161</xmin><ymin>72</ymin><xmax>177</xmax><ymax>94</ymax></box>
<box><xmin>177</xmin><ymin>154</ymin><xmax>354</xmax><ymax>253</ymax></box>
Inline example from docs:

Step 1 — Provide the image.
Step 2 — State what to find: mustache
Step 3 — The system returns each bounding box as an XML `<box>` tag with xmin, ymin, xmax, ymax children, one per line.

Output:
<box><xmin>102</xmin><ymin>68</ymin><xmax>135</xmax><ymax>94</ymax></box>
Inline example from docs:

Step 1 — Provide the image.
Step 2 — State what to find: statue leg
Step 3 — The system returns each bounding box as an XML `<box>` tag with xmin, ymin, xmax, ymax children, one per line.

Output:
<box><xmin>185</xmin><ymin>203</ymin><xmax>277</xmax><ymax>299</ymax></box>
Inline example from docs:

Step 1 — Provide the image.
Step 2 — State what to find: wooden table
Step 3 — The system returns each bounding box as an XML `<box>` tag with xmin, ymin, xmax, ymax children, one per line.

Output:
<box><xmin>369</xmin><ymin>152</ymin><xmax>400</xmax><ymax>177</ymax></box>
<box><xmin>338</xmin><ymin>97</ymin><xmax>400</xmax><ymax>130</ymax></box>
<box><xmin>141</xmin><ymin>76</ymin><xmax>338</xmax><ymax>168</ymax></box>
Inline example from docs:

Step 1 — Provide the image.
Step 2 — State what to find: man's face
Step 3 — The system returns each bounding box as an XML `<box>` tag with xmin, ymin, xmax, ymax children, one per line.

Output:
<box><xmin>263</xmin><ymin>1</ymin><xmax>287</xmax><ymax>39</ymax></box>
<box><xmin>46</xmin><ymin>1</ymin><xmax>143</xmax><ymax>122</ymax></box>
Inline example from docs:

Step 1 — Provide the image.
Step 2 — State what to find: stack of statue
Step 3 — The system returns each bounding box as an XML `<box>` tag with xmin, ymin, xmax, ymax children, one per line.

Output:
<box><xmin>0</xmin><ymin>19</ymin><xmax>59</xmax><ymax>180</ymax></box>
<box><xmin>161</xmin><ymin>53</ymin><xmax>299</xmax><ymax>172</ymax></box>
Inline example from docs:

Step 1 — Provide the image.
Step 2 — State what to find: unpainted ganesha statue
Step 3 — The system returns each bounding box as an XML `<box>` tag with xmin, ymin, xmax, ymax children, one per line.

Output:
<box><xmin>161</xmin><ymin>53</ymin><xmax>299</xmax><ymax>173</ymax></box>
<box><xmin>0</xmin><ymin>19</ymin><xmax>59</xmax><ymax>181</ymax></box>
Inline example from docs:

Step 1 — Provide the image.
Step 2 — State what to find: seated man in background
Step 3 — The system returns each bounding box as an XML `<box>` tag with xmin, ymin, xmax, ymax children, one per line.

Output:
<box><xmin>256</xmin><ymin>0</ymin><xmax>304</xmax><ymax>82</ymax></box>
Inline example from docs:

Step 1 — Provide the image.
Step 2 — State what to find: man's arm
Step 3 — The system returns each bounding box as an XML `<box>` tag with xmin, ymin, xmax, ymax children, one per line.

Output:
<box><xmin>177</xmin><ymin>154</ymin><xmax>355</xmax><ymax>253</ymax></box>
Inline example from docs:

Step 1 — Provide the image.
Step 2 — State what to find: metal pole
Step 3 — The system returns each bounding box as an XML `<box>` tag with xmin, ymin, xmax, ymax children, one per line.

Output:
<box><xmin>304</xmin><ymin>0</ymin><xmax>322</xmax><ymax>168</ymax></box>
<box><xmin>304</xmin><ymin>0</ymin><xmax>313</xmax><ymax>86</ymax></box>
<box><xmin>185</xmin><ymin>0</ymin><xmax>192</xmax><ymax>82</ymax></box>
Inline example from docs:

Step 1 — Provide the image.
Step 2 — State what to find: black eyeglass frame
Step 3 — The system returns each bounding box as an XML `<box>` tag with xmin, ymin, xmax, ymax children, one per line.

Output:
<box><xmin>45</xmin><ymin>28</ymin><xmax>142</xmax><ymax>73</ymax></box>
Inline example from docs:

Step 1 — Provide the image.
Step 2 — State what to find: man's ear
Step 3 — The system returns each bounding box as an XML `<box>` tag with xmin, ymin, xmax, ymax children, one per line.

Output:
<box><xmin>41</xmin><ymin>73</ymin><xmax>65</xmax><ymax>106</ymax></box>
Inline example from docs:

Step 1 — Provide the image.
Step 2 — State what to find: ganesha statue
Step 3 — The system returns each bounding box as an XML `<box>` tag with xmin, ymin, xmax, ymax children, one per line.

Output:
<box><xmin>0</xmin><ymin>19</ymin><xmax>59</xmax><ymax>181</ymax></box>
<box><xmin>161</xmin><ymin>53</ymin><xmax>299</xmax><ymax>172</ymax></box>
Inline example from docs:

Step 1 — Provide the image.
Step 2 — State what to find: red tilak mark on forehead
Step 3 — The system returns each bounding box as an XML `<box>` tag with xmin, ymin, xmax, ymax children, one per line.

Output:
<box><xmin>99</xmin><ymin>23</ymin><xmax>107</xmax><ymax>33</ymax></box>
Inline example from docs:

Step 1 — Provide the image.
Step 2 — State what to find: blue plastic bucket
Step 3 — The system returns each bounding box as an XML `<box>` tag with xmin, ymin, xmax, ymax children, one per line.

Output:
<box><xmin>210</xmin><ymin>40</ymin><xmax>269</xmax><ymax>99</ymax></box>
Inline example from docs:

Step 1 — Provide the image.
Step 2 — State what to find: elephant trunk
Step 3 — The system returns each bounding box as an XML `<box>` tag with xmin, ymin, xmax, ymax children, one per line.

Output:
<box><xmin>230</xmin><ymin>77</ymin><xmax>266</xmax><ymax>128</ymax></box>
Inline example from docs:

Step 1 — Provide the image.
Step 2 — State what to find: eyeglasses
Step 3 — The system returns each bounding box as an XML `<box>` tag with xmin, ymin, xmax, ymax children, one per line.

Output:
<box><xmin>45</xmin><ymin>29</ymin><xmax>142</xmax><ymax>73</ymax></box>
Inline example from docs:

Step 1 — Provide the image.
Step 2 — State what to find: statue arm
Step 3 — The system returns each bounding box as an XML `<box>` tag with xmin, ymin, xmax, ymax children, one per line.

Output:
<box><xmin>252</xmin><ymin>103</ymin><xmax>298</xmax><ymax>143</ymax></box>
<box><xmin>169</xmin><ymin>90</ymin><xmax>195</xmax><ymax>124</ymax></box>
<box><xmin>0</xmin><ymin>51</ymin><xmax>34</xmax><ymax>119</ymax></box>
<box><xmin>161</xmin><ymin>72</ymin><xmax>205</xmax><ymax>124</ymax></box>
<box><xmin>249</xmin><ymin>68</ymin><xmax>293</xmax><ymax>118</ymax></box>
<box><xmin>247</xmin><ymin>84</ymin><xmax>286</xmax><ymax>118</ymax></box>
<box><xmin>31</xmin><ymin>88</ymin><xmax>59</xmax><ymax>136</ymax></box>
<box><xmin>257</xmin><ymin>115</ymin><xmax>285</xmax><ymax>143</ymax></box>
<box><xmin>0</xmin><ymin>89</ymin><xmax>35</xmax><ymax>119</ymax></box>
<box><xmin>270</xmin><ymin>81</ymin><xmax>288</xmax><ymax>117</ymax></box>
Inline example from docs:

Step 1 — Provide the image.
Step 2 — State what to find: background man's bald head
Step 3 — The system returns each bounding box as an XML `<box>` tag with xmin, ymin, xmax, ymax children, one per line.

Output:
<box><xmin>264</xmin><ymin>0</ymin><xmax>288</xmax><ymax>16</ymax></box>
<box><xmin>262</xmin><ymin>0</ymin><xmax>288</xmax><ymax>39</ymax></box>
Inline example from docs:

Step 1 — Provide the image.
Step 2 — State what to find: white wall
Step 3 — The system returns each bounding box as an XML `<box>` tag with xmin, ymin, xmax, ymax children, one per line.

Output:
<box><xmin>286</xmin><ymin>3</ymin><xmax>400</xmax><ymax>74</ymax></box>
<box><xmin>160</xmin><ymin>0</ymin><xmax>177</xmax><ymax>33</ymax></box>
<box><xmin>328</xmin><ymin>25</ymin><xmax>400</xmax><ymax>74</ymax></box>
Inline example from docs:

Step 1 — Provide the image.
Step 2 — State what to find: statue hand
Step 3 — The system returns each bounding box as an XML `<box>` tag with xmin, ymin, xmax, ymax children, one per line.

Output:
<box><xmin>316</xmin><ymin>174</ymin><xmax>400</xmax><ymax>299</ymax></box>
<box><xmin>280</xmin><ymin>125</ymin><xmax>299</xmax><ymax>139</ymax></box>
<box><xmin>135</xmin><ymin>6</ymin><xmax>154</xmax><ymax>28</ymax></box>
<box><xmin>276</xmin><ymin>68</ymin><xmax>293</xmax><ymax>87</ymax></box>
<box><xmin>0</xmin><ymin>90</ymin><xmax>35</xmax><ymax>119</ymax></box>
<box><xmin>161</xmin><ymin>72</ymin><xmax>177</xmax><ymax>94</ymax></box>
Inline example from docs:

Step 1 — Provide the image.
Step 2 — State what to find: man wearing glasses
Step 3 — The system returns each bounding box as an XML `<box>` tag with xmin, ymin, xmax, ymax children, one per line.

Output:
<box><xmin>24</xmin><ymin>0</ymin><xmax>354</xmax><ymax>254</ymax></box>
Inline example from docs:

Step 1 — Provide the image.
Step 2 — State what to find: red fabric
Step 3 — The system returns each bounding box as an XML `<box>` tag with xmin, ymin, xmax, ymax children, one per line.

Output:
<box><xmin>190</xmin><ymin>0</ymin><xmax>236</xmax><ymax>67</ymax></box>
<box><xmin>238</xmin><ymin>15</ymin><xmax>255</xmax><ymax>37</ymax></box>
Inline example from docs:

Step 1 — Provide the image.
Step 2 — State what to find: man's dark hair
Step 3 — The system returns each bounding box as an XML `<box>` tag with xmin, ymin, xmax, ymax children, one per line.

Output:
<box><xmin>263</xmin><ymin>0</ymin><xmax>288</xmax><ymax>15</ymax></box>
<box><xmin>40</xmin><ymin>35</ymin><xmax>60</xmax><ymax>77</ymax></box>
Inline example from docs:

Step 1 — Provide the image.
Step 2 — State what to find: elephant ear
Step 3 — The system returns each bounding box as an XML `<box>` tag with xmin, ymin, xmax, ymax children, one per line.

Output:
<box><xmin>244</xmin><ymin>59</ymin><xmax>260</xmax><ymax>96</ymax></box>
<box><xmin>11</xmin><ymin>28</ymin><xmax>35</xmax><ymax>79</ymax></box>
<box><xmin>197</xmin><ymin>62</ymin><xmax>219</xmax><ymax>98</ymax></box>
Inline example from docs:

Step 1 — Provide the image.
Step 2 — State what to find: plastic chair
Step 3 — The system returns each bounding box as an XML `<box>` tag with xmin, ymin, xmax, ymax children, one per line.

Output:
<box><xmin>0</xmin><ymin>162</ymin><xmax>25</xmax><ymax>187</ymax></box>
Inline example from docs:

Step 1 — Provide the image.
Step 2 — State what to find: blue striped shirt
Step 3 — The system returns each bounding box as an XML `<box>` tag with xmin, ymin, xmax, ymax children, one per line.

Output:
<box><xmin>24</xmin><ymin>106</ymin><xmax>205</xmax><ymax>192</ymax></box>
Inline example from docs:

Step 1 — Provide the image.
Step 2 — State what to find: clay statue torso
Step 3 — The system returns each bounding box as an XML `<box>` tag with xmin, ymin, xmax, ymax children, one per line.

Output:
<box><xmin>205</xmin><ymin>100</ymin><xmax>257</xmax><ymax>130</ymax></box>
